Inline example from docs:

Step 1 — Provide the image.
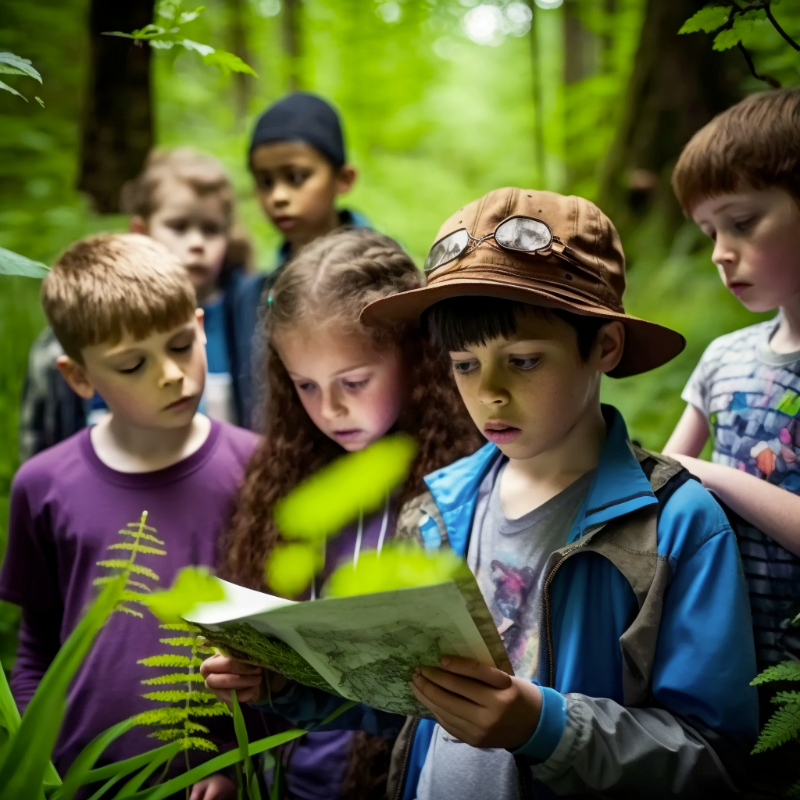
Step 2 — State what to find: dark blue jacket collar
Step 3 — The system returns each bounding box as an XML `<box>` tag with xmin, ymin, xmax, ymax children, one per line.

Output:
<box><xmin>424</xmin><ymin>406</ymin><xmax>658</xmax><ymax>557</ymax></box>
<box><xmin>277</xmin><ymin>208</ymin><xmax>370</xmax><ymax>266</ymax></box>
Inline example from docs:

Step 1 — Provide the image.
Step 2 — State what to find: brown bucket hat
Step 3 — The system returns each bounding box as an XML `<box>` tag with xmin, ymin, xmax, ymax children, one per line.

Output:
<box><xmin>361</xmin><ymin>187</ymin><xmax>685</xmax><ymax>378</ymax></box>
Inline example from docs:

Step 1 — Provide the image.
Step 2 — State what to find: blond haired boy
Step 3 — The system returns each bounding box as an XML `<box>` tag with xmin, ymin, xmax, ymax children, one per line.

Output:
<box><xmin>0</xmin><ymin>234</ymin><xmax>258</xmax><ymax>798</ymax></box>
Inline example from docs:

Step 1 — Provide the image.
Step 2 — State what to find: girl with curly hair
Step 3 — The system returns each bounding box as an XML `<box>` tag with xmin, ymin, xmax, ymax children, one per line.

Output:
<box><xmin>219</xmin><ymin>226</ymin><xmax>481</xmax><ymax>800</ymax></box>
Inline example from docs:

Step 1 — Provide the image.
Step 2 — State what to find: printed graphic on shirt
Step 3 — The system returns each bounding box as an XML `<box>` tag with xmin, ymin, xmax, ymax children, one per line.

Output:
<box><xmin>488</xmin><ymin>559</ymin><xmax>538</xmax><ymax>668</ymax></box>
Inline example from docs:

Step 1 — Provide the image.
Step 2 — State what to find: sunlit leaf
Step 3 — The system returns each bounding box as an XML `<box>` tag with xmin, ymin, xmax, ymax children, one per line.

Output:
<box><xmin>275</xmin><ymin>434</ymin><xmax>417</xmax><ymax>543</ymax></box>
<box><xmin>0</xmin><ymin>247</ymin><xmax>49</xmax><ymax>278</ymax></box>
<box><xmin>181</xmin><ymin>39</ymin><xmax>215</xmax><ymax>57</ymax></box>
<box><xmin>179</xmin><ymin>7</ymin><xmax>206</xmax><ymax>24</ymax></box>
<box><xmin>678</xmin><ymin>5</ymin><xmax>729</xmax><ymax>35</ymax></box>
<box><xmin>202</xmin><ymin>49</ymin><xmax>258</xmax><ymax>76</ymax></box>
<box><xmin>713</xmin><ymin>26</ymin><xmax>743</xmax><ymax>51</ymax></box>
<box><xmin>265</xmin><ymin>543</ymin><xmax>322</xmax><ymax>598</ymax></box>
<box><xmin>35</xmin><ymin>96</ymin><xmax>44</xmax><ymax>108</ymax></box>
<box><xmin>145</xmin><ymin>567</ymin><xmax>224</xmax><ymax>623</ymax></box>
<box><xmin>0</xmin><ymin>52</ymin><xmax>42</xmax><ymax>82</ymax></box>
<box><xmin>324</xmin><ymin>543</ymin><xmax>467</xmax><ymax>598</ymax></box>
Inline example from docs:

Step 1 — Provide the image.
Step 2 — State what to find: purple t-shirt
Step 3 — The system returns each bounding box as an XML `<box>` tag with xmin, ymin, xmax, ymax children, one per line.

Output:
<box><xmin>0</xmin><ymin>420</ymin><xmax>260</xmax><ymax>784</ymax></box>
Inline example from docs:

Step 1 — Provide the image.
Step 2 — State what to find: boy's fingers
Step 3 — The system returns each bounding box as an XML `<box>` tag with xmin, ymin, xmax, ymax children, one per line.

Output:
<box><xmin>411</xmin><ymin>670</ymin><xmax>479</xmax><ymax>721</ymax></box>
<box><xmin>204</xmin><ymin>672</ymin><xmax>263</xmax><ymax>690</ymax></box>
<box><xmin>411</xmin><ymin>683</ymin><xmax>475</xmax><ymax>741</ymax></box>
<box><xmin>438</xmin><ymin>656</ymin><xmax>512</xmax><ymax>690</ymax></box>
<box><xmin>201</xmin><ymin>655</ymin><xmax>262</xmax><ymax>676</ymax></box>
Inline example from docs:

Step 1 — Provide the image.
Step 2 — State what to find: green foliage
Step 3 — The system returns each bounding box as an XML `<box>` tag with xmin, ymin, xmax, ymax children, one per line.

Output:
<box><xmin>265</xmin><ymin>542</ymin><xmax>323</xmax><ymax>598</ymax></box>
<box><xmin>0</xmin><ymin>575</ymin><xmax>125</xmax><ymax>798</ymax></box>
<box><xmin>324</xmin><ymin>543</ymin><xmax>468</xmax><ymax>598</ymax></box>
<box><xmin>0</xmin><ymin>246</ymin><xmax>48</xmax><ymax>277</ymax></box>
<box><xmin>679</xmin><ymin>5</ymin><xmax>731</xmax><ymax>34</ymax></box>
<box><xmin>274</xmin><ymin>433</ymin><xmax>417</xmax><ymax>543</ymax></box>
<box><xmin>0</xmin><ymin>51</ymin><xmax>42</xmax><ymax>102</ymax></box>
<box><xmin>752</xmin><ymin>660</ymin><xmax>800</xmax><ymax>686</ymax></box>
<box><xmin>231</xmin><ymin>691</ymin><xmax>262</xmax><ymax>800</ymax></box>
<box><xmin>144</xmin><ymin>566</ymin><xmax>224</xmax><ymax>624</ymax></box>
<box><xmin>104</xmin><ymin>0</ymin><xmax>257</xmax><ymax>77</ymax></box>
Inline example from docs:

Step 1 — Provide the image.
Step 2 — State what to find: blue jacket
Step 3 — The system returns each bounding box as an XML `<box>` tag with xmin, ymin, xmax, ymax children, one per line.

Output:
<box><xmin>268</xmin><ymin>407</ymin><xmax>759</xmax><ymax>798</ymax></box>
<box><xmin>230</xmin><ymin>209</ymin><xmax>371</xmax><ymax>428</ymax></box>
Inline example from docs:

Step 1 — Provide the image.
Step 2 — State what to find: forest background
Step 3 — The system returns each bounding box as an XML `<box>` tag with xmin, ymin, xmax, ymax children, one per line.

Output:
<box><xmin>1</xmin><ymin>0</ymin><xmax>799</xmax><ymax>667</ymax></box>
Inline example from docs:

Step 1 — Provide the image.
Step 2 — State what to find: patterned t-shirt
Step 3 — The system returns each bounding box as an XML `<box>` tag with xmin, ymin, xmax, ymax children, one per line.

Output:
<box><xmin>683</xmin><ymin>318</ymin><xmax>800</xmax><ymax>668</ymax></box>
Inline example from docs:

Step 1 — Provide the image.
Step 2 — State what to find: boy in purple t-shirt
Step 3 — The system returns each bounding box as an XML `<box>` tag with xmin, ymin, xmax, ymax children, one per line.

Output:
<box><xmin>0</xmin><ymin>234</ymin><xmax>259</xmax><ymax>799</ymax></box>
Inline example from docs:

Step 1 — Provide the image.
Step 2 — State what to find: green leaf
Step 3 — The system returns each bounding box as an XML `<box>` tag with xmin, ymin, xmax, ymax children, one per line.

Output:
<box><xmin>144</xmin><ymin>566</ymin><xmax>224</xmax><ymax>623</ymax></box>
<box><xmin>0</xmin><ymin>576</ymin><xmax>124</xmax><ymax>796</ymax></box>
<box><xmin>202</xmin><ymin>50</ymin><xmax>258</xmax><ymax>76</ymax></box>
<box><xmin>180</xmin><ymin>39</ymin><xmax>215</xmax><ymax>57</ymax></box>
<box><xmin>231</xmin><ymin>691</ymin><xmax>261</xmax><ymax>800</ymax></box>
<box><xmin>52</xmin><ymin>718</ymin><xmax>137</xmax><ymax>800</ymax></box>
<box><xmin>751</xmin><ymin>660</ymin><xmax>800</xmax><ymax>686</ymax></box>
<box><xmin>0</xmin><ymin>52</ymin><xmax>42</xmax><ymax>82</ymax></box>
<box><xmin>35</xmin><ymin>96</ymin><xmax>44</xmax><ymax>108</ymax></box>
<box><xmin>324</xmin><ymin>542</ymin><xmax>467</xmax><ymax>598</ymax></box>
<box><xmin>265</xmin><ymin>543</ymin><xmax>323</xmax><ymax>597</ymax></box>
<box><xmin>713</xmin><ymin>26</ymin><xmax>743</xmax><ymax>51</ymax></box>
<box><xmin>275</xmin><ymin>434</ymin><xmax>417</xmax><ymax>543</ymax></box>
<box><xmin>0</xmin><ymin>80</ymin><xmax>27</xmax><ymax>101</ymax></box>
<box><xmin>678</xmin><ymin>5</ymin><xmax>730</xmax><ymax>35</ymax></box>
<box><xmin>179</xmin><ymin>7</ymin><xmax>206</xmax><ymax>24</ymax></box>
<box><xmin>752</xmin><ymin>702</ymin><xmax>800</xmax><ymax>753</ymax></box>
<box><xmin>141</xmin><ymin>672</ymin><xmax>205</xmax><ymax>686</ymax></box>
<box><xmin>771</xmin><ymin>690</ymin><xmax>800</xmax><ymax>705</ymax></box>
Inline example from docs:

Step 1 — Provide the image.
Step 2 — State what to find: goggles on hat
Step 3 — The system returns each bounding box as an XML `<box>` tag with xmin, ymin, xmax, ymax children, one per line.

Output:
<box><xmin>424</xmin><ymin>215</ymin><xmax>560</xmax><ymax>274</ymax></box>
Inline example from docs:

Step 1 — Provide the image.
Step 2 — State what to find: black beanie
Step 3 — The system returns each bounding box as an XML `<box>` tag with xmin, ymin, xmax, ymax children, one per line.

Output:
<box><xmin>249</xmin><ymin>92</ymin><xmax>346</xmax><ymax>169</ymax></box>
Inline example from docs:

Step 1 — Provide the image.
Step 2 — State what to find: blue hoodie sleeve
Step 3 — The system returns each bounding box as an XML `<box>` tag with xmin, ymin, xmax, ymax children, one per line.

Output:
<box><xmin>514</xmin><ymin>481</ymin><xmax>758</xmax><ymax>797</ymax></box>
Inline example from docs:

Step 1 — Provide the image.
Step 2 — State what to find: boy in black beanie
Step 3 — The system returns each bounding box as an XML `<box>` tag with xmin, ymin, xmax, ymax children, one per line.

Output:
<box><xmin>249</xmin><ymin>92</ymin><xmax>364</xmax><ymax>263</ymax></box>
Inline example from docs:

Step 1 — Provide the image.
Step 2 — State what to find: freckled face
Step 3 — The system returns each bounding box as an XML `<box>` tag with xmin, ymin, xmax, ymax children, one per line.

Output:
<box><xmin>692</xmin><ymin>187</ymin><xmax>800</xmax><ymax>313</ymax></box>
<box><xmin>276</xmin><ymin>325</ymin><xmax>406</xmax><ymax>452</ymax></box>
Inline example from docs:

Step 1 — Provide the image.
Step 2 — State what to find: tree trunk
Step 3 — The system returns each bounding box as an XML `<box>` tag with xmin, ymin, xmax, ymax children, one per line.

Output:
<box><xmin>227</xmin><ymin>0</ymin><xmax>253</xmax><ymax>123</ymax></box>
<box><xmin>282</xmin><ymin>0</ymin><xmax>302</xmax><ymax>92</ymax></box>
<box><xmin>599</xmin><ymin>0</ymin><xmax>745</xmax><ymax>240</ymax></box>
<box><xmin>77</xmin><ymin>0</ymin><xmax>155</xmax><ymax>214</ymax></box>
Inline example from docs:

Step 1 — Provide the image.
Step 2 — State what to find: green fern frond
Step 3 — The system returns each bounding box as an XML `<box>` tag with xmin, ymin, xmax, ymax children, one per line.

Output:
<box><xmin>108</xmin><ymin>542</ymin><xmax>168</xmax><ymax>556</ymax></box>
<box><xmin>788</xmin><ymin>777</ymin><xmax>800</xmax><ymax>798</ymax></box>
<box><xmin>771</xmin><ymin>691</ymin><xmax>800</xmax><ymax>705</ymax></box>
<box><xmin>752</xmin><ymin>703</ymin><xmax>800</xmax><ymax>754</ymax></box>
<box><xmin>120</xmin><ymin>591</ymin><xmax>151</xmax><ymax>605</ymax></box>
<box><xmin>135</xmin><ymin>707</ymin><xmax>191</xmax><ymax>725</ymax></box>
<box><xmin>188</xmin><ymin>703</ymin><xmax>231</xmax><ymax>718</ymax></box>
<box><xmin>96</xmin><ymin>560</ymin><xmax>160</xmax><ymax>580</ymax></box>
<box><xmin>141</xmin><ymin>672</ymin><xmax>206</xmax><ymax>686</ymax></box>
<box><xmin>159</xmin><ymin>622</ymin><xmax>197</xmax><ymax>632</ymax></box>
<box><xmin>751</xmin><ymin>661</ymin><xmax>800</xmax><ymax>686</ymax></box>
<box><xmin>146</xmin><ymin>727</ymin><xmax>186</xmax><ymax>742</ymax></box>
<box><xmin>128</xmin><ymin>580</ymin><xmax>152</xmax><ymax>591</ymax></box>
<box><xmin>115</xmin><ymin>605</ymin><xmax>145</xmax><ymax>618</ymax></box>
<box><xmin>158</xmin><ymin>636</ymin><xmax>198</xmax><ymax>648</ymax></box>
<box><xmin>177</xmin><ymin>737</ymin><xmax>218</xmax><ymax>752</ymax></box>
<box><xmin>119</xmin><ymin>529</ymin><xmax>165</xmax><ymax>545</ymax></box>
<box><xmin>141</xmin><ymin>690</ymin><xmax>217</xmax><ymax>704</ymax></box>
<box><xmin>137</xmin><ymin>654</ymin><xmax>199</xmax><ymax>668</ymax></box>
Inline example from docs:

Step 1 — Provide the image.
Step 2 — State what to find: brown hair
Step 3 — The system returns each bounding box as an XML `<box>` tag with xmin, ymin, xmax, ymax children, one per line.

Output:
<box><xmin>672</xmin><ymin>87</ymin><xmax>800</xmax><ymax>214</ymax></box>
<box><xmin>221</xmin><ymin>228</ymin><xmax>482</xmax><ymax>590</ymax></box>
<box><xmin>41</xmin><ymin>233</ymin><xmax>196</xmax><ymax>362</ymax></box>
<box><xmin>121</xmin><ymin>147</ymin><xmax>254</xmax><ymax>277</ymax></box>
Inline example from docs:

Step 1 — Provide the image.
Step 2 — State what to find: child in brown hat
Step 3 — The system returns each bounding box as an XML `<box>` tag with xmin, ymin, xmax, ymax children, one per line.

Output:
<box><xmin>202</xmin><ymin>188</ymin><xmax>758</xmax><ymax>798</ymax></box>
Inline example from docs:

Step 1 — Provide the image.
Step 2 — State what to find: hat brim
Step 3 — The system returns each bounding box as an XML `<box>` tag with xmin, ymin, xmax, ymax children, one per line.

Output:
<box><xmin>361</xmin><ymin>279</ymin><xmax>685</xmax><ymax>378</ymax></box>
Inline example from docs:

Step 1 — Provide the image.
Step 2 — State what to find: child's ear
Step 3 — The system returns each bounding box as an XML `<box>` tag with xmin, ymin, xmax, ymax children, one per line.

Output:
<box><xmin>56</xmin><ymin>355</ymin><xmax>96</xmax><ymax>400</ymax></box>
<box><xmin>129</xmin><ymin>215</ymin><xmax>148</xmax><ymax>235</ymax></box>
<box><xmin>594</xmin><ymin>321</ymin><xmax>625</xmax><ymax>375</ymax></box>
<box><xmin>195</xmin><ymin>308</ymin><xmax>207</xmax><ymax>346</ymax></box>
<box><xmin>335</xmin><ymin>164</ymin><xmax>357</xmax><ymax>197</ymax></box>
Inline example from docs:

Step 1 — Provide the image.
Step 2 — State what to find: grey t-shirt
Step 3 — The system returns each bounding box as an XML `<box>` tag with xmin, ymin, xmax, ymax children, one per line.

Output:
<box><xmin>417</xmin><ymin>459</ymin><xmax>593</xmax><ymax>800</ymax></box>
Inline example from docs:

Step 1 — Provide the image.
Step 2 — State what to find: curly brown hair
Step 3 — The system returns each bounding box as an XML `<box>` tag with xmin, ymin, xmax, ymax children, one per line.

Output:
<box><xmin>221</xmin><ymin>227</ymin><xmax>482</xmax><ymax>591</ymax></box>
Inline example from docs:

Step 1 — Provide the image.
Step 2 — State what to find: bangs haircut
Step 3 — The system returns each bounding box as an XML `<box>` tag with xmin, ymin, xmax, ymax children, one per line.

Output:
<box><xmin>425</xmin><ymin>296</ymin><xmax>604</xmax><ymax>361</ymax></box>
<box><xmin>42</xmin><ymin>233</ymin><xmax>197</xmax><ymax>363</ymax></box>
<box><xmin>672</xmin><ymin>87</ymin><xmax>800</xmax><ymax>214</ymax></box>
